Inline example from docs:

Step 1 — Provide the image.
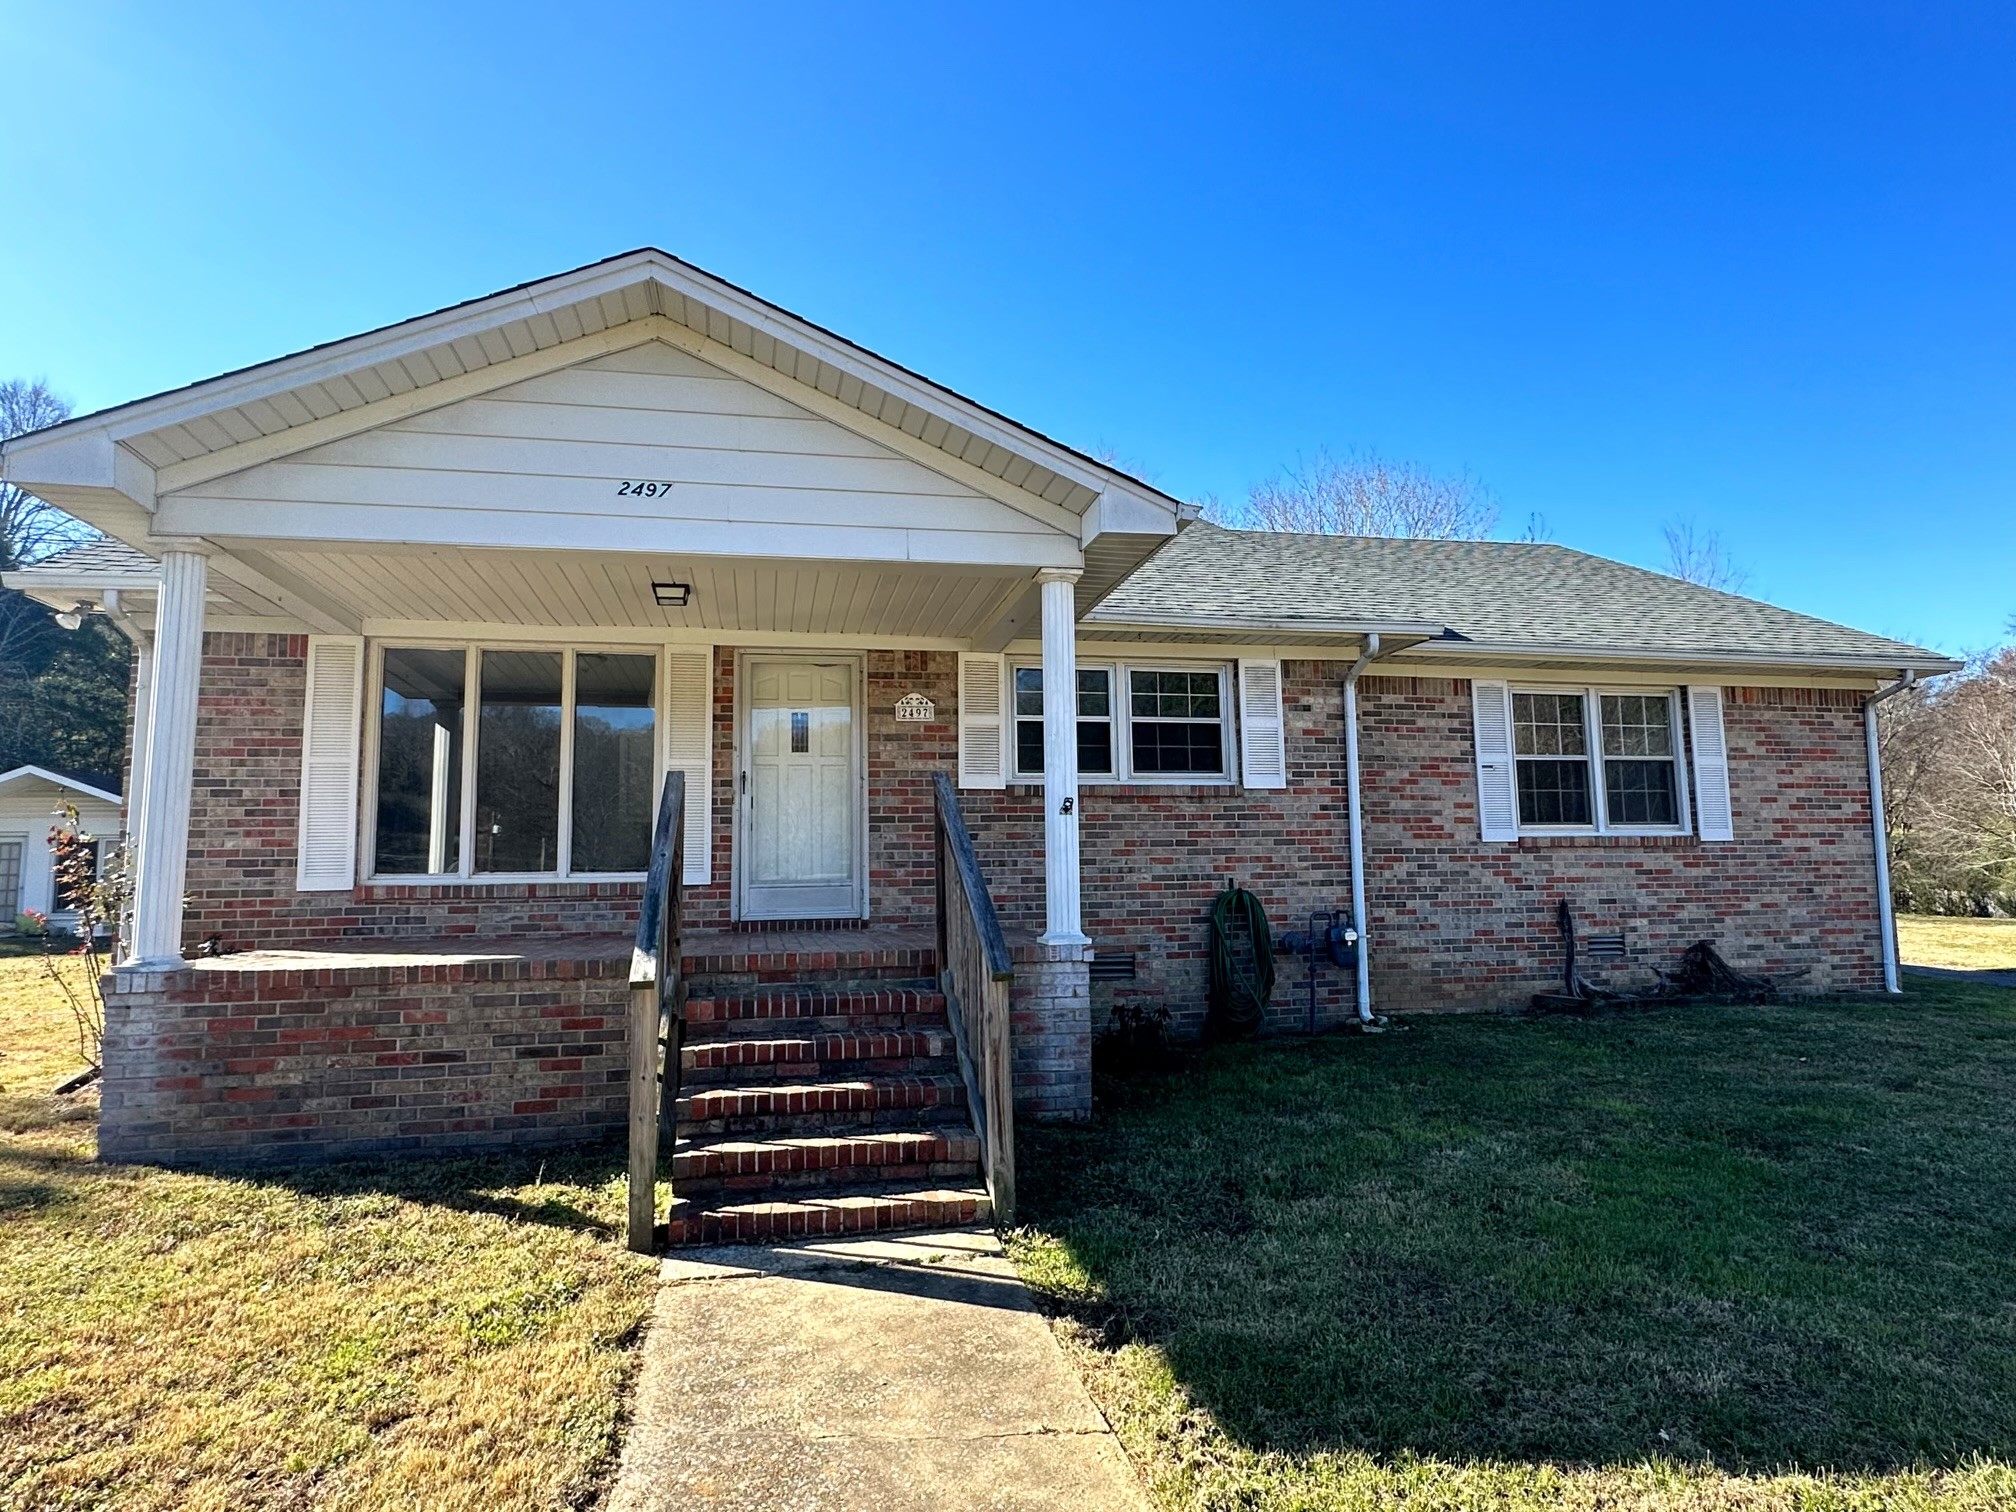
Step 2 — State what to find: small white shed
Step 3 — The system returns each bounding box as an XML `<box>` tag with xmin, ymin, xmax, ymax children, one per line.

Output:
<box><xmin>0</xmin><ymin>766</ymin><xmax>123</xmax><ymax>934</ymax></box>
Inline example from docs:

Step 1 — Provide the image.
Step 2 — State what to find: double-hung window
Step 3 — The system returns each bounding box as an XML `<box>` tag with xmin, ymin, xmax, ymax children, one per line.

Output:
<box><xmin>371</xmin><ymin>645</ymin><xmax>659</xmax><ymax>879</ymax></box>
<box><xmin>1012</xmin><ymin>662</ymin><xmax>1232</xmax><ymax>782</ymax></box>
<box><xmin>1511</xmin><ymin>687</ymin><xmax>1684</xmax><ymax>832</ymax></box>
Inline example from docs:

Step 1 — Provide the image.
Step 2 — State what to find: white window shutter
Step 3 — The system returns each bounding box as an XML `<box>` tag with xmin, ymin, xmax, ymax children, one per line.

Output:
<box><xmin>1237</xmin><ymin>659</ymin><xmax>1288</xmax><ymax>789</ymax></box>
<box><xmin>296</xmin><ymin>636</ymin><xmax>364</xmax><ymax>891</ymax></box>
<box><xmin>957</xmin><ymin>653</ymin><xmax>1007</xmax><ymax>789</ymax></box>
<box><xmin>1472</xmin><ymin>679</ymin><xmax>1519</xmax><ymax>842</ymax></box>
<box><xmin>665</xmin><ymin>648</ymin><xmax>713</xmax><ymax>885</ymax></box>
<box><xmin>1688</xmin><ymin>685</ymin><xmax>1734</xmax><ymax>841</ymax></box>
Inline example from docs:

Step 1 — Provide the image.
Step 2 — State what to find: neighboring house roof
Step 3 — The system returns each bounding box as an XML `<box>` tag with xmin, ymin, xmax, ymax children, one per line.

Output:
<box><xmin>0</xmin><ymin>765</ymin><xmax>122</xmax><ymax>806</ymax></box>
<box><xmin>14</xmin><ymin>538</ymin><xmax>158</xmax><ymax>578</ymax></box>
<box><xmin>1088</xmin><ymin>523</ymin><xmax>1955</xmax><ymax>673</ymax></box>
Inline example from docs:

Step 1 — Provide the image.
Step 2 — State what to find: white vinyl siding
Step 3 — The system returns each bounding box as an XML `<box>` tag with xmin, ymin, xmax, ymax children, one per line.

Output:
<box><xmin>297</xmin><ymin>635</ymin><xmax>365</xmax><ymax>890</ymax></box>
<box><xmin>158</xmin><ymin>344</ymin><xmax>1071</xmax><ymax>568</ymax></box>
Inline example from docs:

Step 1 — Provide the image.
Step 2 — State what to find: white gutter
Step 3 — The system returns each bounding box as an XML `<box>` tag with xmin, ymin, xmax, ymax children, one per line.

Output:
<box><xmin>1342</xmin><ymin>632</ymin><xmax>1394</xmax><ymax>1024</ymax></box>
<box><xmin>1864</xmin><ymin>671</ymin><xmax>1918</xmax><ymax>995</ymax></box>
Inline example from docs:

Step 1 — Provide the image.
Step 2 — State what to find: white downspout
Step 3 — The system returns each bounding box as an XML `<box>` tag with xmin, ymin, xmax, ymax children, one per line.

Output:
<box><xmin>1864</xmin><ymin>670</ymin><xmax>1917</xmax><ymax>995</ymax></box>
<box><xmin>100</xmin><ymin>589</ymin><xmax>155</xmax><ymax>840</ymax></box>
<box><xmin>1342</xmin><ymin>633</ymin><xmax>1392</xmax><ymax>1024</ymax></box>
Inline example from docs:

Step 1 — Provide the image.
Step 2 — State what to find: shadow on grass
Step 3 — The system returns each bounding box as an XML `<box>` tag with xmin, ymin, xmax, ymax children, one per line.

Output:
<box><xmin>151</xmin><ymin>1139</ymin><xmax>632</xmax><ymax>1238</ymax></box>
<box><xmin>1015</xmin><ymin>979</ymin><xmax>2016</xmax><ymax>1476</ymax></box>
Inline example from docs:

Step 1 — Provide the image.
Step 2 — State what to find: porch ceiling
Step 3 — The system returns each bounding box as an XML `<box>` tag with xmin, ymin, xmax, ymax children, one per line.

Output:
<box><xmin>231</xmin><ymin>546</ymin><xmax>1033</xmax><ymax>643</ymax></box>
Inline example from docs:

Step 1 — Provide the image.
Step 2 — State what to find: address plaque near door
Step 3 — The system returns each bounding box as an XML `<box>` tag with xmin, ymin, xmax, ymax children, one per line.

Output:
<box><xmin>894</xmin><ymin>693</ymin><xmax>936</xmax><ymax>722</ymax></box>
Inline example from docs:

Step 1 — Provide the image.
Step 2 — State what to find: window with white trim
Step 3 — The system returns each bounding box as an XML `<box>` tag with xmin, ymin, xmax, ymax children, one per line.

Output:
<box><xmin>1012</xmin><ymin>661</ymin><xmax>1233</xmax><ymax>782</ymax></box>
<box><xmin>1511</xmin><ymin>687</ymin><xmax>1686</xmax><ymax>833</ymax></box>
<box><xmin>371</xmin><ymin>645</ymin><xmax>658</xmax><ymax>879</ymax></box>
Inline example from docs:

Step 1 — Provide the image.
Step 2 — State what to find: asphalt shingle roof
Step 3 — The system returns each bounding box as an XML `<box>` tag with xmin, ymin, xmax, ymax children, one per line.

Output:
<box><xmin>1088</xmin><ymin>522</ymin><xmax>1946</xmax><ymax>667</ymax></box>
<box><xmin>14</xmin><ymin>538</ymin><xmax>157</xmax><ymax>575</ymax></box>
<box><xmin>13</xmin><ymin>527</ymin><xmax>1947</xmax><ymax>670</ymax></box>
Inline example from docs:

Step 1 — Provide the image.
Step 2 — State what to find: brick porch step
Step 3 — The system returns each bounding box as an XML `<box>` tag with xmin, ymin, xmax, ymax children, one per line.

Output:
<box><xmin>670</xmin><ymin>1126</ymin><xmax>979</xmax><ymax>1194</ymax></box>
<box><xmin>682</xmin><ymin>1029</ymin><xmax>954</xmax><ymax>1077</ymax></box>
<box><xmin>683</xmin><ymin>985</ymin><xmax>946</xmax><ymax>1032</ymax></box>
<box><xmin>662</xmin><ymin>1183</ymin><xmax>991</xmax><ymax>1248</ymax></box>
<box><xmin>674</xmin><ymin>1073</ymin><xmax>965</xmax><ymax>1136</ymax></box>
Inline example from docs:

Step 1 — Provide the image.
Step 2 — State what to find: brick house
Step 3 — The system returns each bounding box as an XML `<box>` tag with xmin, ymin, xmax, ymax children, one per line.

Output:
<box><xmin>1</xmin><ymin>251</ymin><xmax>1954</xmax><ymax>1242</ymax></box>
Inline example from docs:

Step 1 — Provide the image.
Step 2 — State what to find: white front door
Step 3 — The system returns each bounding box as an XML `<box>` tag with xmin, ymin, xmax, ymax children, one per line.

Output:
<box><xmin>738</xmin><ymin>655</ymin><xmax>864</xmax><ymax>920</ymax></box>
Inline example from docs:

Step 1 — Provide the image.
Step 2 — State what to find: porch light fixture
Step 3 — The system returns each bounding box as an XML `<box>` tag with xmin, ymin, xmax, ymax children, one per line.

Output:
<box><xmin>54</xmin><ymin>601</ymin><xmax>91</xmax><ymax>631</ymax></box>
<box><xmin>651</xmin><ymin>581</ymin><xmax>692</xmax><ymax>609</ymax></box>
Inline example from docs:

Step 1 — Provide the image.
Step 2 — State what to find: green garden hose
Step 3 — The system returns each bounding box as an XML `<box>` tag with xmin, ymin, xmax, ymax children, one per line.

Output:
<box><xmin>1207</xmin><ymin>886</ymin><xmax>1275</xmax><ymax>1038</ymax></box>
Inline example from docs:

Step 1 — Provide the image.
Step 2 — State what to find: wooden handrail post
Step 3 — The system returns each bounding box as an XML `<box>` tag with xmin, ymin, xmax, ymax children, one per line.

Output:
<box><xmin>626</xmin><ymin>771</ymin><xmax>686</xmax><ymax>1255</ymax></box>
<box><xmin>930</xmin><ymin>773</ymin><xmax>1017</xmax><ymax>1227</ymax></box>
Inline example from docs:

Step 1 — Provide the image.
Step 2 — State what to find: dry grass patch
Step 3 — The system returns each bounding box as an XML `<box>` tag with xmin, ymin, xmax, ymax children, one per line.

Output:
<box><xmin>0</xmin><ymin>956</ymin><xmax>659</xmax><ymax>1512</ymax></box>
<box><xmin>1898</xmin><ymin>913</ymin><xmax>2016</xmax><ymax>972</ymax></box>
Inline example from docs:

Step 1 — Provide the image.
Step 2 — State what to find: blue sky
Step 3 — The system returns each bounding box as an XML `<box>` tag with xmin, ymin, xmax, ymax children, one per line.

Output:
<box><xmin>3</xmin><ymin>2</ymin><xmax>2010</xmax><ymax>653</ymax></box>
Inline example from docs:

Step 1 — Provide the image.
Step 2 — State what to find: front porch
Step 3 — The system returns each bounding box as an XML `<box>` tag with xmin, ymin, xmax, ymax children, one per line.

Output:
<box><xmin>100</xmin><ymin>919</ymin><xmax>1090</xmax><ymax>1189</ymax></box>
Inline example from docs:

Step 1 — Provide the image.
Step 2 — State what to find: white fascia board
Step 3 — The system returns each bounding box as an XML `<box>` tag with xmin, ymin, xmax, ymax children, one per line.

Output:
<box><xmin>95</xmin><ymin>255</ymin><xmax>673</xmax><ymax>447</ymax></box>
<box><xmin>649</xmin><ymin>258</ymin><xmax>1155</xmax><ymax>507</ymax></box>
<box><xmin>1396</xmin><ymin>640</ymin><xmax>1963</xmax><ymax>677</ymax></box>
<box><xmin>1081</xmin><ymin>487</ymin><xmax>1181</xmax><ymax>545</ymax></box>
<box><xmin>20</xmin><ymin>249</ymin><xmax>1175</xmax><ymax>525</ymax></box>
<box><xmin>1083</xmin><ymin>614</ymin><xmax>1446</xmax><ymax>639</ymax></box>
<box><xmin>2</xmin><ymin>430</ymin><xmax>157</xmax><ymax>512</ymax></box>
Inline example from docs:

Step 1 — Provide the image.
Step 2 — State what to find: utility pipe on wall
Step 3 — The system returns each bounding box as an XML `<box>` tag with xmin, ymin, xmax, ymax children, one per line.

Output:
<box><xmin>1341</xmin><ymin>633</ymin><xmax>1391</xmax><ymax>1024</ymax></box>
<box><xmin>1863</xmin><ymin>670</ymin><xmax>1917</xmax><ymax>996</ymax></box>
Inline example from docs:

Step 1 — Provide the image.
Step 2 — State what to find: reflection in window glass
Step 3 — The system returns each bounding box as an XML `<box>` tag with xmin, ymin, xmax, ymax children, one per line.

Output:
<box><xmin>1600</xmin><ymin>694</ymin><xmax>1679</xmax><ymax>825</ymax></box>
<box><xmin>476</xmin><ymin>650</ymin><xmax>562</xmax><ymax>873</ymax></box>
<box><xmin>572</xmin><ymin>654</ymin><xmax>656</xmax><ymax>873</ymax></box>
<box><xmin>1513</xmin><ymin>691</ymin><xmax>1594</xmax><ymax>826</ymax></box>
<box><xmin>375</xmin><ymin>648</ymin><xmax>466</xmax><ymax>874</ymax></box>
<box><xmin>1014</xmin><ymin>666</ymin><xmax>1116</xmax><ymax>776</ymax></box>
<box><xmin>1126</xmin><ymin>668</ymin><xmax>1225</xmax><ymax>774</ymax></box>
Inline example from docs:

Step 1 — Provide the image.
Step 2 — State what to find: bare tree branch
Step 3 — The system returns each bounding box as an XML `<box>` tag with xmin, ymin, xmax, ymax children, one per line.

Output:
<box><xmin>1660</xmin><ymin>517</ymin><xmax>1750</xmax><ymax>593</ymax></box>
<box><xmin>1212</xmin><ymin>448</ymin><xmax>1500</xmax><ymax>540</ymax></box>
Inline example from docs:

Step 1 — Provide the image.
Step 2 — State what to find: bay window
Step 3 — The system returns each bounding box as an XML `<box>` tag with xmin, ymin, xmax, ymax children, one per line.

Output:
<box><xmin>1013</xmin><ymin>661</ymin><xmax>1232</xmax><ymax>782</ymax></box>
<box><xmin>371</xmin><ymin>645</ymin><xmax>658</xmax><ymax>879</ymax></box>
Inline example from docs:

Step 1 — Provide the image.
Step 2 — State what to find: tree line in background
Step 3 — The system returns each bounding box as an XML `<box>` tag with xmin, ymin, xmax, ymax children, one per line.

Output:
<box><xmin>0</xmin><ymin>379</ymin><xmax>131</xmax><ymax>786</ymax></box>
<box><xmin>1881</xmin><ymin>642</ymin><xmax>2016</xmax><ymax>916</ymax></box>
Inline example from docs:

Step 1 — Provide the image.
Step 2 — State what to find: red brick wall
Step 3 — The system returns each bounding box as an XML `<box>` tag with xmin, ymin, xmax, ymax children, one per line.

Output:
<box><xmin>99</xmin><ymin>954</ymin><xmax>629</xmax><ymax>1165</ymax></box>
<box><xmin>176</xmin><ymin>640</ymin><xmax>1884</xmax><ymax>1025</ymax></box>
<box><xmin>1357</xmin><ymin>675</ymin><xmax>1885</xmax><ymax>1013</ymax></box>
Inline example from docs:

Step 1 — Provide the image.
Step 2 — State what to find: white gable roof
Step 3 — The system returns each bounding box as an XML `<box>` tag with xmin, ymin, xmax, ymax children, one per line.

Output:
<box><xmin>0</xmin><ymin>765</ymin><xmax>122</xmax><ymax>806</ymax></box>
<box><xmin>0</xmin><ymin>249</ymin><xmax>1185</xmax><ymax>555</ymax></box>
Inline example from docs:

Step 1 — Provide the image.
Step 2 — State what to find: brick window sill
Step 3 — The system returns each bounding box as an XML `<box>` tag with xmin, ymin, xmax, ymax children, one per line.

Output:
<box><xmin>354</xmin><ymin>879</ymin><xmax>644</xmax><ymax>901</ymax></box>
<box><xmin>1515</xmin><ymin>834</ymin><xmax>1702</xmax><ymax>851</ymax></box>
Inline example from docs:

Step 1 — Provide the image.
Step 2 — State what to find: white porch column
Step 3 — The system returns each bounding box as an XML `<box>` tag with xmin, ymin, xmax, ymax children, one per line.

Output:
<box><xmin>127</xmin><ymin>549</ymin><xmax>208</xmax><ymax>969</ymax></box>
<box><xmin>1037</xmin><ymin>568</ymin><xmax>1088</xmax><ymax>946</ymax></box>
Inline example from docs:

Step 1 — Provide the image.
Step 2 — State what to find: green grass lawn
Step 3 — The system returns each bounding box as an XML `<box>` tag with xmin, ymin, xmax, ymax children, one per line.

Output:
<box><xmin>1899</xmin><ymin>914</ymin><xmax>2016</xmax><ymax>972</ymax></box>
<box><xmin>1011</xmin><ymin>979</ymin><xmax>2016</xmax><ymax>1510</ymax></box>
<box><xmin>0</xmin><ymin>954</ymin><xmax>658</xmax><ymax>1512</ymax></box>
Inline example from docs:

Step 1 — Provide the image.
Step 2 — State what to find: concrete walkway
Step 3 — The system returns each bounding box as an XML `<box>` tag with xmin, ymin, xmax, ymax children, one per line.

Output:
<box><xmin>606</xmin><ymin>1228</ymin><xmax>1151</xmax><ymax>1512</ymax></box>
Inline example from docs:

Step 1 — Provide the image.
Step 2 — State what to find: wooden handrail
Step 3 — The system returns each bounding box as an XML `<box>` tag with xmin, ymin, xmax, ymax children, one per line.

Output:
<box><xmin>626</xmin><ymin>771</ymin><xmax>686</xmax><ymax>1254</ymax></box>
<box><xmin>931</xmin><ymin>772</ymin><xmax>1016</xmax><ymax>1224</ymax></box>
